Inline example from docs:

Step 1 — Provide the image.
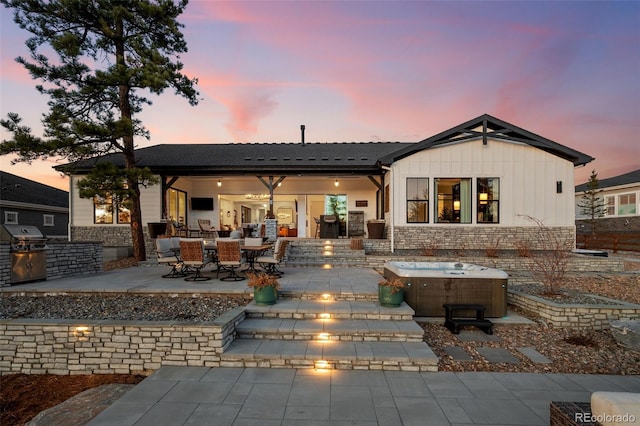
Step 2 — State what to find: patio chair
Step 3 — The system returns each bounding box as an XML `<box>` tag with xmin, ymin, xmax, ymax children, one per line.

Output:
<box><xmin>198</xmin><ymin>219</ymin><xmax>218</xmax><ymax>238</ymax></box>
<box><xmin>216</xmin><ymin>240</ymin><xmax>244</xmax><ymax>281</ymax></box>
<box><xmin>257</xmin><ymin>238</ymin><xmax>289</xmax><ymax>277</ymax></box>
<box><xmin>179</xmin><ymin>238</ymin><xmax>211</xmax><ymax>281</ymax></box>
<box><xmin>155</xmin><ymin>237</ymin><xmax>185</xmax><ymax>278</ymax></box>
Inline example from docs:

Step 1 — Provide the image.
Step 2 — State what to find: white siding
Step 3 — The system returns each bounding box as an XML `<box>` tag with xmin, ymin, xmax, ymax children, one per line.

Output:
<box><xmin>391</xmin><ymin>138</ymin><xmax>576</xmax><ymax>227</ymax></box>
<box><xmin>70</xmin><ymin>175</ymin><xmax>163</xmax><ymax>226</ymax></box>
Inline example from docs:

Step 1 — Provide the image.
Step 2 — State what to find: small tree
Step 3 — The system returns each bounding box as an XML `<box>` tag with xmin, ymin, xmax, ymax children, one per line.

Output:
<box><xmin>0</xmin><ymin>0</ymin><xmax>199</xmax><ymax>261</ymax></box>
<box><xmin>577</xmin><ymin>170</ymin><xmax>606</xmax><ymax>235</ymax></box>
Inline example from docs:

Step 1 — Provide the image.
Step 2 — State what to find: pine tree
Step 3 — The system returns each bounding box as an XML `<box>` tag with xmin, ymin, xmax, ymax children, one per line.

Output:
<box><xmin>0</xmin><ymin>0</ymin><xmax>199</xmax><ymax>261</ymax></box>
<box><xmin>577</xmin><ymin>170</ymin><xmax>606</xmax><ymax>235</ymax></box>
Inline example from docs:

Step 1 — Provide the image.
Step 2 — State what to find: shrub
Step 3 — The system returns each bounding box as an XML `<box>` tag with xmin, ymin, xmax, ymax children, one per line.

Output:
<box><xmin>518</xmin><ymin>215</ymin><xmax>570</xmax><ymax>295</ymax></box>
<box><xmin>247</xmin><ymin>273</ymin><xmax>280</xmax><ymax>290</ymax></box>
<box><xmin>378</xmin><ymin>277</ymin><xmax>405</xmax><ymax>294</ymax></box>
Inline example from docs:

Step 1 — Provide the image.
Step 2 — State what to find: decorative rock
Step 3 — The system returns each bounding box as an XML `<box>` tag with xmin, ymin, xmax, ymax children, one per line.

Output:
<box><xmin>609</xmin><ymin>319</ymin><xmax>640</xmax><ymax>352</ymax></box>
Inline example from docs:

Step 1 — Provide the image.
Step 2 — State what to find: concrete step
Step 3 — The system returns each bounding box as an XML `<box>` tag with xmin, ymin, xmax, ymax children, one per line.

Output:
<box><xmin>245</xmin><ymin>300</ymin><xmax>415</xmax><ymax>320</ymax></box>
<box><xmin>236</xmin><ymin>317</ymin><xmax>425</xmax><ymax>342</ymax></box>
<box><xmin>220</xmin><ymin>339</ymin><xmax>438</xmax><ymax>371</ymax></box>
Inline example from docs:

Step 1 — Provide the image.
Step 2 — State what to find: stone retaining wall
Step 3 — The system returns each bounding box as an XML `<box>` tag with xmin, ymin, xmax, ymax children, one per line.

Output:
<box><xmin>0</xmin><ymin>307</ymin><xmax>246</xmax><ymax>375</ymax></box>
<box><xmin>1</xmin><ymin>242</ymin><xmax>103</xmax><ymax>287</ymax></box>
<box><xmin>508</xmin><ymin>291</ymin><xmax>640</xmax><ymax>330</ymax></box>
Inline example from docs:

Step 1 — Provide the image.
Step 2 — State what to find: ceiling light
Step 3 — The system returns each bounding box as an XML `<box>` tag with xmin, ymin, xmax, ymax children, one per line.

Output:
<box><xmin>217</xmin><ymin>179</ymin><xmax>222</xmax><ymax>187</ymax></box>
<box><xmin>334</xmin><ymin>179</ymin><xmax>339</xmax><ymax>187</ymax></box>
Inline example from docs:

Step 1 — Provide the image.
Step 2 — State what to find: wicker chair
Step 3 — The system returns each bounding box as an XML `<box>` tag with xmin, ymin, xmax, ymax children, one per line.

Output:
<box><xmin>197</xmin><ymin>219</ymin><xmax>218</xmax><ymax>238</ymax></box>
<box><xmin>155</xmin><ymin>237</ymin><xmax>185</xmax><ymax>278</ymax></box>
<box><xmin>179</xmin><ymin>238</ymin><xmax>211</xmax><ymax>281</ymax></box>
<box><xmin>216</xmin><ymin>240</ymin><xmax>244</xmax><ymax>281</ymax></box>
<box><xmin>257</xmin><ymin>238</ymin><xmax>288</xmax><ymax>277</ymax></box>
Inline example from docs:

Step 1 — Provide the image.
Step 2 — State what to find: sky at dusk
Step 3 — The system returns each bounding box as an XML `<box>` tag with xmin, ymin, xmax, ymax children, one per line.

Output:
<box><xmin>1</xmin><ymin>1</ymin><xmax>639</xmax><ymax>192</ymax></box>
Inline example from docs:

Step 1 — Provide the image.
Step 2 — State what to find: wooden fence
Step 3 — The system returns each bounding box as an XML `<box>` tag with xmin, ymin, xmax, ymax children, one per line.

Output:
<box><xmin>576</xmin><ymin>233</ymin><xmax>640</xmax><ymax>253</ymax></box>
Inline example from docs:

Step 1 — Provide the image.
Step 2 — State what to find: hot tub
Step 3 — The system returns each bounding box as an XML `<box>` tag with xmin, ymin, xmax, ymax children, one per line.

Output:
<box><xmin>384</xmin><ymin>261</ymin><xmax>508</xmax><ymax>317</ymax></box>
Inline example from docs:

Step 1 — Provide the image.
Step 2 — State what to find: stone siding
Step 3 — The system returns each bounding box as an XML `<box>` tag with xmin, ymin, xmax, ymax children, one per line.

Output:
<box><xmin>0</xmin><ymin>307</ymin><xmax>245</xmax><ymax>375</ymax></box>
<box><xmin>393</xmin><ymin>226</ymin><xmax>575</xmax><ymax>251</ymax></box>
<box><xmin>1</xmin><ymin>242</ymin><xmax>103</xmax><ymax>287</ymax></box>
<box><xmin>72</xmin><ymin>225</ymin><xmax>156</xmax><ymax>259</ymax></box>
<box><xmin>508</xmin><ymin>291</ymin><xmax>640</xmax><ymax>330</ymax></box>
<box><xmin>0</xmin><ymin>244</ymin><xmax>10</xmax><ymax>286</ymax></box>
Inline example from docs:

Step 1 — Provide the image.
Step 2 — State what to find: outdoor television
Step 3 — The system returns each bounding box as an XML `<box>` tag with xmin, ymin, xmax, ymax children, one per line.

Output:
<box><xmin>191</xmin><ymin>197</ymin><xmax>214</xmax><ymax>211</ymax></box>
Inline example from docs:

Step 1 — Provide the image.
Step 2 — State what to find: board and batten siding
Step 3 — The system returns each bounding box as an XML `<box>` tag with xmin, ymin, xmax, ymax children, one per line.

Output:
<box><xmin>70</xmin><ymin>175</ymin><xmax>163</xmax><ymax>226</ymax></box>
<box><xmin>389</xmin><ymin>138</ymin><xmax>576</xmax><ymax>227</ymax></box>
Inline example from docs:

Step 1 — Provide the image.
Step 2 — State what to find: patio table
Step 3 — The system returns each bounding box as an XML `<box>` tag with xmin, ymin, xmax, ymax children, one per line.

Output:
<box><xmin>203</xmin><ymin>243</ymin><xmax>272</xmax><ymax>274</ymax></box>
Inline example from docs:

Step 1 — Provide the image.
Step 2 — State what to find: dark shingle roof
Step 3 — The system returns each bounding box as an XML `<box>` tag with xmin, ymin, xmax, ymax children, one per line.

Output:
<box><xmin>575</xmin><ymin>169</ymin><xmax>640</xmax><ymax>192</ymax></box>
<box><xmin>60</xmin><ymin>142</ymin><xmax>413</xmax><ymax>176</ymax></box>
<box><xmin>0</xmin><ymin>171</ymin><xmax>69</xmax><ymax>207</ymax></box>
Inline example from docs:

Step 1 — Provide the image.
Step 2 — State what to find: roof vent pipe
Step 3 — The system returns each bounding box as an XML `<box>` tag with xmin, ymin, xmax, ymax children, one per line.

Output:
<box><xmin>300</xmin><ymin>125</ymin><xmax>305</xmax><ymax>145</ymax></box>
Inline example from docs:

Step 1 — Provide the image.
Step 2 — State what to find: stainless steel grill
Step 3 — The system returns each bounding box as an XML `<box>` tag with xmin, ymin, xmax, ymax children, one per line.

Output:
<box><xmin>2</xmin><ymin>225</ymin><xmax>48</xmax><ymax>284</ymax></box>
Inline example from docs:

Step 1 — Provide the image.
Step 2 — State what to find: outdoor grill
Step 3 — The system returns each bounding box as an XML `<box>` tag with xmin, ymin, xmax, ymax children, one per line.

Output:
<box><xmin>1</xmin><ymin>224</ymin><xmax>49</xmax><ymax>284</ymax></box>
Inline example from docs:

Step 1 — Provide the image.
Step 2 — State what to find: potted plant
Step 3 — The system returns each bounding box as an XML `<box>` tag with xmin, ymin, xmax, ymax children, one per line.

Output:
<box><xmin>378</xmin><ymin>277</ymin><xmax>405</xmax><ymax>307</ymax></box>
<box><xmin>247</xmin><ymin>272</ymin><xmax>280</xmax><ymax>305</ymax></box>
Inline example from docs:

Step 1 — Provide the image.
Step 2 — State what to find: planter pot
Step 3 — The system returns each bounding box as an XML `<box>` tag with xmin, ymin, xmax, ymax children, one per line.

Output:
<box><xmin>367</xmin><ymin>221</ymin><xmax>385</xmax><ymax>239</ymax></box>
<box><xmin>378</xmin><ymin>285</ymin><xmax>404</xmax><ymax>307</ymax></box>
<box><xmin>147</xmin><ymin>222</ymin><xmax>167</xmax><ymax>239</ymax></box>
<box><xmin>253</xmin><ymin>285</ymin><xmax>278</xmax><ymax>305</ymax></box>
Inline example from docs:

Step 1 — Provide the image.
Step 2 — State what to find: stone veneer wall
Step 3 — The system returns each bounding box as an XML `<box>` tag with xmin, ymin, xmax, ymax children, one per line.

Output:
<box><xmin>393</xmin><ymin>226</ymin><xmax>575</xmax><ymax>251</ymax></box>
<box><xmin>508</xmin><ymin>291</ymin><xmax>640</xmax><ymax>330</ymax></box>
<box><xmin>0</xmin><ymin>244</ymin><xmax>10</xmax><ymax>286</ymax></box>
<box><xmin>0</xmin><ymin>242</ymin><xmax>103</xmax><ymax>287</ymax></box>
<box><xmin>0</xmin><ymin>307</ymin><xmax>246</xmax><ymax>375</ymax></box>
<box><xmin>72</xmin><ymin>225</ymin><xmax>156</xmax><ymax>258</ymax></box>
<box><xmin>46</xmin><ymin>242</ymin><xmax>103</xmax><ymax>280</ymax></box>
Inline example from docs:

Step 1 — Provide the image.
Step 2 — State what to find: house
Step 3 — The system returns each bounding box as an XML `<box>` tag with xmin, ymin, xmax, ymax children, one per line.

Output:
<box><xmin>58</xmin><ymin>114</ymin><xmax>593</xmax><ymax>256</ymax></box>
<box><xmin>0</xmin><ymin>171</ymin><xmax>69</xmax><ymax>239</ymax></box>
<box><xmin>576</xmin><ymin>169</ymin><xmax>640</xmax><ymax>234</ymax></box>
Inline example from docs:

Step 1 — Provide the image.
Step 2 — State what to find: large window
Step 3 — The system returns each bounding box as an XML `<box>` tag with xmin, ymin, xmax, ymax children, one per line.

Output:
<box><xmin>406</xmin><ymin>178</ymin><xmax>429</xmax><ymax>223</ymax></box>
<box><xmin>618</xmin><ymin>193</ymin><xmax>637</xmax><ymax>216</ymax></box>
<box><xmin>477</xmin><ymin>178</ymin><xmax>500</xmax><ymax>223</ymax></box>
<box><xmin>167</xmin><ymin>188</ymin><xmax>187</xmax><ymax>224</ymax></box>
<box><xmin>94</xmin><ymin>194</ymin><xmax>131</xmax><ymax>224</ymax></box>
<box><xmin>435</xmin><ymin>178</ymin><xmax>471</xmax><ymax>223</ymax></box>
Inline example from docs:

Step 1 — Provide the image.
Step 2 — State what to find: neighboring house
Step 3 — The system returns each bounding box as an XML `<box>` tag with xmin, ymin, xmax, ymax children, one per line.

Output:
<box><xmin>0</xmin><ymin>171</ymin><xmax>69</xmax><ymax>238</ymax></box>
<box><xmin>57</xmin><ymin>114</ymin><xmax>593</xmax><ymax>254</ymax></box>
<box><xmin>575</xmin><ymin>169</ymin><xmax>640</xmax><ymax>234</ymax></box>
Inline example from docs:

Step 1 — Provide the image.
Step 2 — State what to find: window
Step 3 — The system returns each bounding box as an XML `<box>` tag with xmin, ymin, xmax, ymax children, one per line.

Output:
<box><xmin>406</xmin><ymin>178</ymin><xmax>429</xmax><ymax>223</ymax></box>
<box><xmin>605</xmin><ymin>196</ymin><xmax>615</xmax><ymax>216</ymax></box>
<box><xmin>167</xmin><ymin>188</ymin><xmax>187</xmax><ymax>225</ymax></box>
<box><xmin>4</xmin><ymin>211</ymin><xmax>18</xmax><ymax>224</ymax></box>
<box><xmin>117</xmin><ymin>205</ymin><xmax>131</xmax><ymax>223</ymax></box>
<box><xmin>94</xmin><ymin>195</ymin><xmax>130</xmax><ymax>224</ymax></box>
<box><xmin>435</xmin><ymin>178</ymin><xmax>472</xmax><ymax>223</ymax></box>
<box><xmin>94</xmin><ymin>195</ymin><xmax>114</xmax><ymax>224</ymax></box>
<box><xmin>43</xmin><ymin>214</ymin><xmax>54</xmax><ymax>227</ymax></box>
<box><xmin>618</xmin><ymin>193</ymin><xmax>637</xmax><ymax>216</ymax></box>
<box><xmin>477</xmin><ymin>178</ymin><xmax>500</xmax><ymax>223</ymax></box>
